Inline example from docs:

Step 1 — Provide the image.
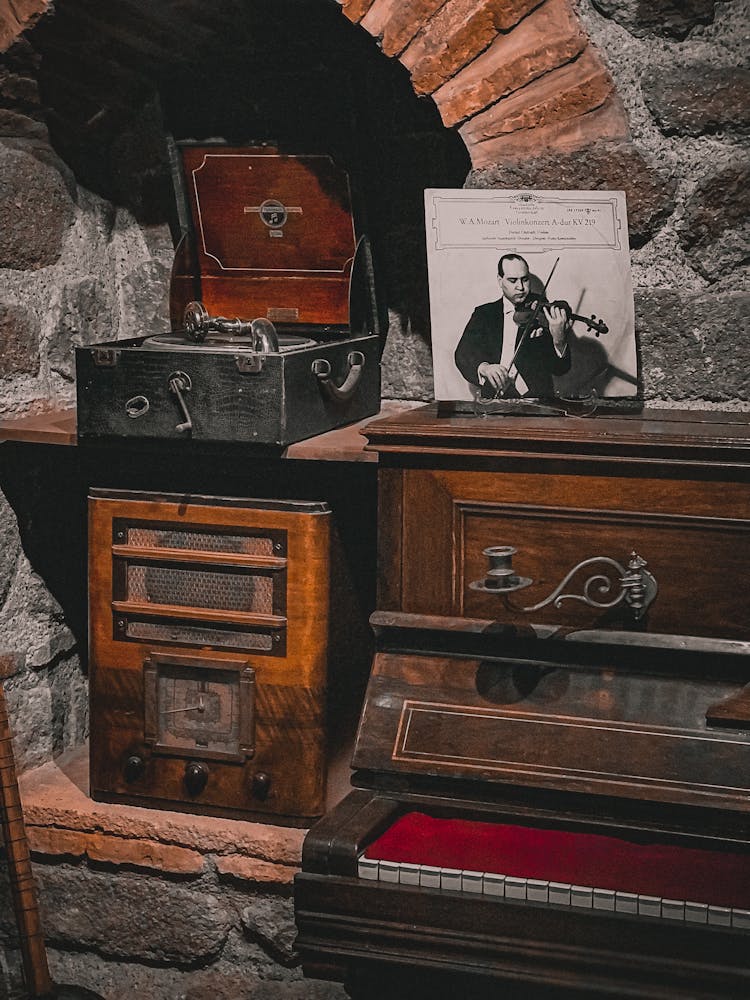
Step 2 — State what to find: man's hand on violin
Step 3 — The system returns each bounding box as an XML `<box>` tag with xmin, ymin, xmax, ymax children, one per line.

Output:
<box><xmin>542</xmin><ymin>304</ymin><xmax>570</xmax><ymax>352</ymax></box>
<box><xmin>477</xmin><ymin>362</ymin><xmax>512</xmax><ymax>393</ymax></box>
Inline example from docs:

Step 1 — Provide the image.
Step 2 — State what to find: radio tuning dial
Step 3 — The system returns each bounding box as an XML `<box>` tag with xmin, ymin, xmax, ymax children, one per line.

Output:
<box><xmin>184</xmin><ymin>761</ymin><xmax>209</xmax><ymax>796</ymax></box>
<box><xmin>123</xmin><ymin>754</ymin><xmax>145</xmax><ymax>783</ymax></box>
<box><xmin>252</xmin><ymin>771</ymin><xmax>271</xmax><ymax>800</ymax></box>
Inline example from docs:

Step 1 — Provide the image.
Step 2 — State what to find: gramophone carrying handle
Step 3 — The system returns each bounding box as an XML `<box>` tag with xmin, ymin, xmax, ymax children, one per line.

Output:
<box><xmin>312</xmin><ymin>351</ymin><xmax>365</xmax><ymax>402</ymax></box>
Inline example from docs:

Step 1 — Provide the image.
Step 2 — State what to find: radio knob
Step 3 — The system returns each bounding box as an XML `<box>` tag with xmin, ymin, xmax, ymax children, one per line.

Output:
<box><xmin>123</xmin><ymin>754</ymin><xmax>145</xmax><ymax>783</ymax></box>
<box><xmin>252</xmin><ymin>771</ymin><xmax>271</xmax><ymax>800</ymax></box>
<box><xmin>184</xmin><ymin>761</ymin><xmax>209</xmax><ymax>796</ymax></box>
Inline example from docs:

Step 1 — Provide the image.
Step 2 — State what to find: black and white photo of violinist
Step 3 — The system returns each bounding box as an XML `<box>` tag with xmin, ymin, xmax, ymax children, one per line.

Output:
<box><xmin>425</xmin><ymin>189</ymin><xmax>637</xmax><ymax>402</ymax></box>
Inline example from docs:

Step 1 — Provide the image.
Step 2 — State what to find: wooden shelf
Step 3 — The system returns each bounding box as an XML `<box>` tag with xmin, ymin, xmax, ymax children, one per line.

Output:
<box><xmin>0</xmin><ymin>408</ymin><xmax>77</xmax><ymax>445</ymax></box>
<box><xmin>0</xmin><ymin>401</ymin><xmax>418</xmax><ymax>460</ymax></box>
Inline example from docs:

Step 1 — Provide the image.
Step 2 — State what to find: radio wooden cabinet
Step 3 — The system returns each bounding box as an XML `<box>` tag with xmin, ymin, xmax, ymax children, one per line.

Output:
<box><xmin>88</xmin><ymin>488</ymin><xmax>334</xmax><ymax>825</ymax></box>
<box><xmin>363</xmin><ymin>405</ymin><xmax>750</xmax><ymax>640</ymax></box>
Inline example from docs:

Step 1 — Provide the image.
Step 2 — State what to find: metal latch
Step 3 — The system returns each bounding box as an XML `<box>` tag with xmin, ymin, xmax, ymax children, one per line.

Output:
<box><xmin>92</xmin><ymin>348</ymin><xmax>120</xmax><ymax>367</ymax></box>
<box><xmin>235</xmin><ymin>355</ymin><xmax>265</xmax><ymax>374</ymax></box>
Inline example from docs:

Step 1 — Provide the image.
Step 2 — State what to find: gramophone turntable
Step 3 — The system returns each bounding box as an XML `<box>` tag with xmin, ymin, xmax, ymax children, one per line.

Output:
<box><xmin>76</xmin><ymin>144</ymin><xmax>382</xmax><ymax>445</ymax></box>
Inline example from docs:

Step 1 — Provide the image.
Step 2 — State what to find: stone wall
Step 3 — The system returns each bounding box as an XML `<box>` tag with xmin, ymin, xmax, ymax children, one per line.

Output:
<box><xmin>1</xmin><ymin>1</ymin><xmax>747</xmax><ymax>415</ymax></box>
<box><xmin>0</xmin><ymin>754</ymin><xmax>346</xmax><ymax>1000</ymax></box>
<box><xmin>377</xmin><ymin>0</ymin><xmax>750</xmax><ymax>403</ymax></box>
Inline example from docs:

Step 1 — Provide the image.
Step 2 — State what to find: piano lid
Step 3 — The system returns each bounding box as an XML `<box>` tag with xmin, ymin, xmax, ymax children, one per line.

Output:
<box><xmin>352</xmin><ymin>612</ymin><xmax>750</xmax><ymax>816</ymax></box>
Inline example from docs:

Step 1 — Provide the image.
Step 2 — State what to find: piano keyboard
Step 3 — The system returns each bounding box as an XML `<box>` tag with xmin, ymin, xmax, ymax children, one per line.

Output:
<box><xmin>357</xmin><ymin>812</ymin><xmax>750</xmax><ymax>932</ymax></box>
<box><xmin>357</xmin><ymin>856</ymin><xmax>750</xmax><ymax>930</ymax></box>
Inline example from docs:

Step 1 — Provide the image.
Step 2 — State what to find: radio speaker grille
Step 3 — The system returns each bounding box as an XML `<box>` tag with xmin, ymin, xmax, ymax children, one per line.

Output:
<box><xmin>128</xmin><ymin>527</ymin><xmax>274</xmax><ymax>556</ymax></box>
<box><xmin>128</xmin><ymin>564</ymin><xmax>273</xmax><ymax>613</ymax></box>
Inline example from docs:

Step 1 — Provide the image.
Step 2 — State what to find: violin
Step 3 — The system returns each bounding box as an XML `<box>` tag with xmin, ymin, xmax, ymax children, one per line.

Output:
<box><xmin>496</xmin><ymin>258</ymin><xmax>610</xmax><ymax>401</ymax></box>
<box><xmin>513</xmin><ymin>293</ymin><xmax>609</xmax><ymax>338</ymax></box>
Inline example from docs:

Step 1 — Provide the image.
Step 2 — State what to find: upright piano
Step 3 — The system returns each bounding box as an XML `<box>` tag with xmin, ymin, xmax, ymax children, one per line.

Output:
<box><xmin>296</xmin><ymin>613</ymin><xmax>750</xmax><ymax>998</ymax></box>
<box><xmin>295</xmin><ymin>407</ymin><xmax>750</xmax><ymax>999</ymax></box>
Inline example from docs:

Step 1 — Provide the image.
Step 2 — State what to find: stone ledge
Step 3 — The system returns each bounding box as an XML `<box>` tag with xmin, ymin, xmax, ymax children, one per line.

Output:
<box><xmin>216</xmin><ymin>855</ymin><xmax>297</xmax><ymax>885</ymax></box>
<box><xmin>27</xmin><ymin>825</ymin><xmax>206</xmax><ymax>875</ymax></box>
<box><xmin>18</xmin><ymin>744</ymin><xmax>306</xmax><ymax>879</ymax></box>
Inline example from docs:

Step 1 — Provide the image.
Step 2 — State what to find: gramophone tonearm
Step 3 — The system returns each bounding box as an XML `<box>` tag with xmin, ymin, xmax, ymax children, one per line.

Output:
<box><xmin>183</xmin><ymin>301</ymin><xmax>279</xmax><ymax>353</ymax></box>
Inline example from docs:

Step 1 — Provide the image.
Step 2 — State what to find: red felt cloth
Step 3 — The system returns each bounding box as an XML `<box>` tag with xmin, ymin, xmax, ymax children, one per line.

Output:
<box><xmin>364</xmin><ymin>812</ymin><xmax>750</xmax><ymax>909</ymax></box>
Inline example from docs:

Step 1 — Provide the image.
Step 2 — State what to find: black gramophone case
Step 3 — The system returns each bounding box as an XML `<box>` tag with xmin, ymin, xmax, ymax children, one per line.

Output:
<box><xmin>76</xmin><ymin>145</ymin><xmax>381</xmax><ymax>446</ymax></box>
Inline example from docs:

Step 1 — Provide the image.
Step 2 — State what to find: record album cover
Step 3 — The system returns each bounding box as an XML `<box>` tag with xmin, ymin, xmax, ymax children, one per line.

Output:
<box><xmin>425</xmin><ymin>189</ymin><xmax>637</xmax><ymax>404</ymax></box>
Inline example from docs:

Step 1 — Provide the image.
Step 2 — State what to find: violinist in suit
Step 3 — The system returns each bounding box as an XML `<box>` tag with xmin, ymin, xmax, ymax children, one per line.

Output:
<box><xmin>454</xmin><ymin>254</ymin><xmax>572</xmax><ymax>398</ymax></box>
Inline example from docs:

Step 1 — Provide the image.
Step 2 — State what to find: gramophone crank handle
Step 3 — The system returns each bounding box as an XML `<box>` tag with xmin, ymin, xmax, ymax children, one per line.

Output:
<box><xmin>168</xmin><ymin>370</ymin><xmax>193</xmax><ymax>433</ymax></box>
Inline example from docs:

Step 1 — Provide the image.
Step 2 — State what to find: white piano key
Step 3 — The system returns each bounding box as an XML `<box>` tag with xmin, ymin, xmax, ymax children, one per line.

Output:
<box><xmin>707</xmin><ymin>905</ymin><xmax>732</xmax><ymax>927</ymax></box>
<box><xmin>504</xmin><ymin>876</ymin><xmax>528</xmax><ymax>900</ymax></box>
<box><xmin>615</xmin><ymin>892</ymin><xmax>638</xmax><ymax>914</ymax></box>
<box><xmin>440</xmin><ymin>867</ymin><xmax>463</xmax><ymax>891</ymax></box>
<box><xmin>685</xmin><ymin>901</ymin><xmax>708</xmax><ymax>924</ymax></box>
<box><xmin>358</xmin><ymin>856</ymin><xmax>379</xmax><ymax>880</ymax></box>
<box><xmin>527</xmin><ymin>879</ymin><xmax>550</xmax><ymax>903</ymax></box>
<box><xmin>419</xmin><ymin>865</ymin><xmax>441</xmax><ymax>889</ymax></box>
<box><xmin>461</xmin><ymin>870</ymin><xmax>485</xmax><ymax>893</ymax></box>
<box><xmin>482</xmin><ymin>873</ymin><xmax>506</xmax><ymax>897</ymax></box>
<box><xmin>731</xmin><ymin>908</ymin><xmax>750</xmax><ymax>930</ymax></box>
<box><xmin>637</xmin><ymin>894</ymin><xmax>662</xmax><ymax>918</ymax></box>
<box><xmin>549</xmin><ymin>882</ymin><xmax>572</xmax><ymax>906</ymax></box>
<box><xmin>379</xmin><ymin>860</ymin><xmax>400</xmax><ymax>883</ymax></box>
<box><xmin>399</xmin><ymin>863</ymin><xmax>421</xmax><ymax>886</ymax></box>
<box><xmin>571</xmin><ymin>885</ymin><xmax>594</xmax><ymax>908</ymax></box>
<box><xmin>593</xmin><ymin>888</ymin><xmax>616</xmax><ymax>911</ymax></box>
<box><xmin>661</xmin><ymin>899</ymin><xmax>686</xmax><ymax>921</ymax></box>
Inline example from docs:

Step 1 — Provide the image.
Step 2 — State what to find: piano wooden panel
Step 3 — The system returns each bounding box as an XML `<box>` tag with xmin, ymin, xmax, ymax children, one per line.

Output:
<box><xmin>296</xmin><ymin>410</ymin><xmax>750</xmax><ymax>997</ymax></box>
<box><xmin>365</xmin><ymin>406</ymin><xmax>750</xmax><ymax>639</ymax></box>
<box><xmin>296</xmin><ymin>614</ymin><xmax>750</xmax><ymax>998</ymax></box>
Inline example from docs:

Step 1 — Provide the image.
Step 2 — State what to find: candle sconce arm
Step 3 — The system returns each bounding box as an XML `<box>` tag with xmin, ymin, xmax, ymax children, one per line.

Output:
<box><xmin>470</xmin><ymin>548</ymin><xmax>658</xmax><ymax>622</ymax></box>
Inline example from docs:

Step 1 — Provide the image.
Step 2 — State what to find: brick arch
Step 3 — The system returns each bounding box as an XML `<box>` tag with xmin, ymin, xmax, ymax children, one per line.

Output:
<box><xmin>0</xmin><ymin>0</ymin><xmax>47</xmax><ymax>49</ymax></box>
<box><xmin>0</xmin><ymin>0</ymin><xmax>629</xmax><ymax>169</ymax></box>
<box><xmin>340</xmin><ymin>0</ymin><xmax>629</xmax><ymax>168</ymax></box>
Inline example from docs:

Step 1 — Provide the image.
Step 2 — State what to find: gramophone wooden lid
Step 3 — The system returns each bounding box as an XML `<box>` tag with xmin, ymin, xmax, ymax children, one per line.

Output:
<box><xmin>178</xmin><ymin>145</ymin><xmax>356</xmax><ymax>326</ymax></box>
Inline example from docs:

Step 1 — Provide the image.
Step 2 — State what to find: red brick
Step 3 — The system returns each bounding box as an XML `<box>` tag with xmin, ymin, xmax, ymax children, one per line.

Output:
<box><xmin>85</xmin><ymin>832</ymin><xmax>205</xmax><ymax>875</ymax></box>
<box><xmin>361</xmin><ymin>0</ymin><xmax>445</xmax><ymax>57</ymax></box>
<box><xmin>27</xmin><ymin>825</ymin><xmax>87</xmax><ymax>859</ymax></box>
<box><xmin>463</xmin><ymin>96</ymin><xmax>630</xmax><ymax>168</ymax></box>
<box><xmin>459</xmin><ymin>47</ymin><xmax>614</xmax><ymax>144</ymax></box>
<box><xmin>403</xmin><ymin>0</ymin><xmax>544</xmax><ymax>94</ymax></box>
<box><xmin>0</xmin><ymin>651</ymin><xmax>25</xmax><ymax>680</ymax></box>
<box><xmin>215</xmin><ymin>854</ymin><xmax>297</xmax><ymax>885</ymax></box>
<box><xmin>434</xmin><ymin>0</ymin><xmax>586</xmax><ymax>126</ymax></box>
<box><xmin>0</xmin><ymin>0</ymin><xmax>48</xmax><ymax>51</ymax></box>
<box><xmin>338</xmin><ymin>0</ymin><xmax>376</xmax><ymax>23</ymax></box>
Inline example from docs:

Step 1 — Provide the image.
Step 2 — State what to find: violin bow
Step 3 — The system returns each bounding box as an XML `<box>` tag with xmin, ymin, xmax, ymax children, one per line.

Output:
<box><xmin>503</xmin><ymin>257</ymin><xmax>560</xmax><ymax>392</ymax></box>
<box><xmin>0</xmin><ymin>678</ymin><xmax>55</xmax><ymax>999</ymax></box>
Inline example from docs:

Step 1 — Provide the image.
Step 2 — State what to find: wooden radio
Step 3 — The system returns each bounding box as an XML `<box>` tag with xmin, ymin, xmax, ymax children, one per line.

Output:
<box><xmin>88</xmin><ymin>488</ymin><xmax>333</xmax><ymax>825</ymax></box>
